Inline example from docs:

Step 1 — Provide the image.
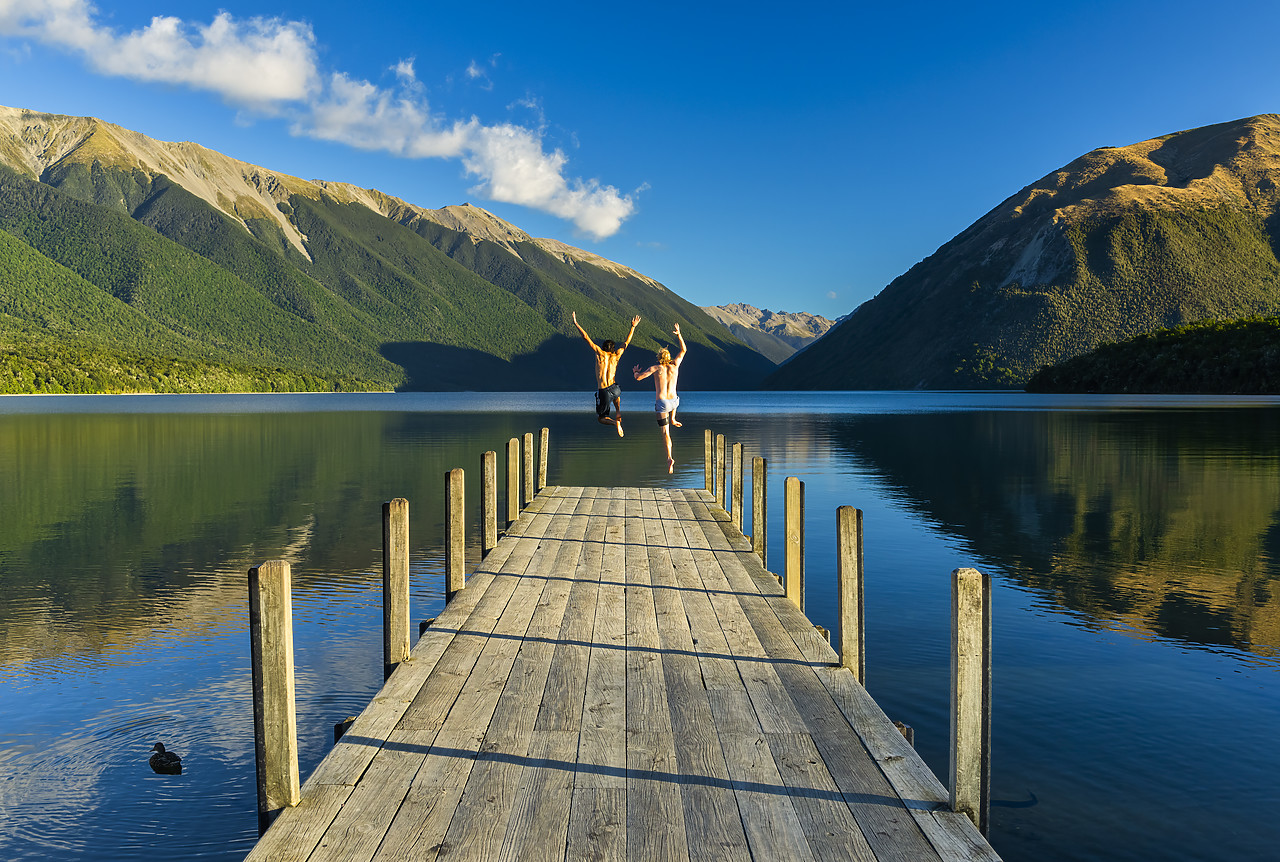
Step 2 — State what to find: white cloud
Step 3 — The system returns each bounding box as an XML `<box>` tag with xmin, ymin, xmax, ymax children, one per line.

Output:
<box><xmin>827</xmin><ymin>290</ymin><xmax>838</xmax><ymax>300</ymax></box>
<box><xmin>0</xmin><ymin>0</ymin><xmax>635</xmax><ymax>238</ymax></box>
<box><xmin>0</xmin><ymin>1</ymin><xmax>317</xmax><ymax>106</ymax></box>
<box><xmin>465</xmin><ymin>124</ymin><xmax>634</xmax><ymax>239</ymax></box>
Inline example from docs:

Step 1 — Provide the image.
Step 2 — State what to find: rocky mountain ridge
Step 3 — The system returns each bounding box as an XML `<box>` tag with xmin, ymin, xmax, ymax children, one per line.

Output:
<box><xmin>0</xmin><ymin>105</ymin><xmax>661</xmax><ymax>287</ymax></box>
<box><xmin>699</xmin><ymin>303</ymin><xmax>835</xmax><ymax>363</ymax></box>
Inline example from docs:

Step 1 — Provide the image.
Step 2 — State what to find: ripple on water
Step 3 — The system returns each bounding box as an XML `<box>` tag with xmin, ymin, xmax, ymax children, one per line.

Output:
<box><xmin>0</xmin><ymin>696</ymin><xmax>259</xmax><ymax>861</ymax></box>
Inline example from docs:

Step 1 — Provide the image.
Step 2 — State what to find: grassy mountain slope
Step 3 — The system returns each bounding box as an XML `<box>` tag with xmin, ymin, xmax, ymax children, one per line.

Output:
<box><xmin>768</xmin><ymin>114</ymin><xmax>1280</xmax><ymax>389</ymax></box>
<box><xmin>350</xmin><ymin>197</ymin><xmax>774</xmax><ymax>389</ymax></box>
<box><xmin>0</xmin><ymin>105</ymin><xmax>770</xmax><ymax>393</ymax></box>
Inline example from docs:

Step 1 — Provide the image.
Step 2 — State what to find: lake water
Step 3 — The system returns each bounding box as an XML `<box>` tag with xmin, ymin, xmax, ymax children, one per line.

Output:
<box><xmin>1</xmin><ymin>391</ymin><xmax>1277</xmax><ymax>860</ymax></box>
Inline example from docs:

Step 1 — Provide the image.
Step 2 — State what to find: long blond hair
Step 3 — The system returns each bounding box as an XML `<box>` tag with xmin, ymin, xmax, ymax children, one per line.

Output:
<box><xmin>658</xmin><ymin>347</ymin><xmax>673</xmax><ymax>366</ymax></box>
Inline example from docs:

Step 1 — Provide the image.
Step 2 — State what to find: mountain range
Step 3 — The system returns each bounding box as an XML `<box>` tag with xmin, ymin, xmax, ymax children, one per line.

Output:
<box><xmin>769</xmin><ymin>114</ymin><xmax>1280</xmax><ymax>389</ymax></box>
<box><xmin>0</xmin><ymin>105</ymin><xmax>772</xmax><ymax>393</ymax></box>
<box><xmin>698</xmin><ymin>304</ymin><xmax>834</xmax><ymax>363</ymax></box>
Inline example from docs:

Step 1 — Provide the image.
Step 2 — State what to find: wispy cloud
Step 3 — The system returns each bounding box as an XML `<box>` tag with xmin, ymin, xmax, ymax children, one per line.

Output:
<box><xmin>0</xmin><ymin>1</ymin><xmax>634</xmax><ymax>238</ymax></box>
<box><xmin>827</xmin><ymin>290</ymin><xmax>838</xmax><ymax>300</ymax></box>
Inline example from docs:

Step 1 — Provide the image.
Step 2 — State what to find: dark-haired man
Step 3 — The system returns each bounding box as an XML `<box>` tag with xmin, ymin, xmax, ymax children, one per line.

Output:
<box><xmin>572</xmin><ymin>311</ymin><xmax>640</xmax><ymax>437</ymax></box>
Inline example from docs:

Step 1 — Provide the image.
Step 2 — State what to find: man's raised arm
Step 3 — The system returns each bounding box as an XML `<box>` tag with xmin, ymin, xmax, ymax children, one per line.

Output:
<box><xmin>622</xmin><ymin>315</ymin><xmax>641</xmax><ymax>351</ymax></box>
<box><xmin>571</xmin><ymin>311</ymin><xmax>598</xmax><ymax>349</ymax></box>
<box><xmin>672</xmin><ymin>322</ymin><xmax>687</xmax><ymax>365</ymax></box>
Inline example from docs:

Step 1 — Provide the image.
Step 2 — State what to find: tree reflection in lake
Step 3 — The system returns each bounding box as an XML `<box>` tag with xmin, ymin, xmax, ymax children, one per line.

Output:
<box><xmin>827</xmin><ymin>408</ymin><xmax>1280</xmax><ymax>660</ymax></box>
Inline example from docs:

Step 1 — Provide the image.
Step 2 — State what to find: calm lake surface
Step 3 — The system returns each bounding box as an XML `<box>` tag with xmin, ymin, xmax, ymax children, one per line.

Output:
<box><xmin>2</xmin><ymin>390</ymin><xmax>1278</xmax><ymax>861</ymax></box>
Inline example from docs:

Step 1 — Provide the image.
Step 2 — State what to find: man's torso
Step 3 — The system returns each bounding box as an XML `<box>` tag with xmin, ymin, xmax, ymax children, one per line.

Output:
<box><xmin>652</xmin><ymin>365</ymin><xmax>678</xmax><ymax>400</ymax></box>
<box><xmin>595</xmin><ymin>351</ymin><xmax>621</xmax><ymax>388</ymax></box>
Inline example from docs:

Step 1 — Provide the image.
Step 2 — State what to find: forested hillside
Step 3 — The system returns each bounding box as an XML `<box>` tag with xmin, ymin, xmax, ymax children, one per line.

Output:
<box><xmin>0</xmin><ymin>106</ymin><xmax>771</xmax><ymax>393</ymax></box>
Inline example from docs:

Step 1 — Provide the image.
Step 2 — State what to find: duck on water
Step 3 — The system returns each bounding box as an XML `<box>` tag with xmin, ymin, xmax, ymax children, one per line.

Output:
<box><xmin>149</xmin><ymin>743</ymin><xmax>182</xmax><ymax>775</ymax></box>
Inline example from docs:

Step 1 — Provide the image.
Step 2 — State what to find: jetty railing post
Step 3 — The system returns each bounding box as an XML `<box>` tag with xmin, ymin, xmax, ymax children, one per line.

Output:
<box><xmin>248</xmin><ymin>560</ymin><xmax>300</xmax><ymax>833</ymax></box>
<box><xmin>481</xmin><ymin>450</ymin><xmax>497</xmax><ymax>557</ymax></box>
<box><xmin>523</xmin><ymin>432</ymin><xmax>535</xmax><ymax>506</ymax></box>
<box><xmin>715</xmin><ymin>434</ymin><xmax>727</xmax><ymax>510</ymax></box>
<box><xmin>731</xmin><ymin>442</ymin><xmax>744</xmax><ymax>532</ymax></box>
<box><xmin>950</xmin><ymin>567</ymin><xmax>993</xmax><ymax>836</ymax></box>
<box><xmin>837</xmin><ymin>506</ymin><xmax>865</xmax><ymax>684</ymax></box>
<box><xmin>506</xmin><ymin>437</ymin><xmax>520</xmax><ymax>528</ymax></box>
<box><xmin>538</xmin><ymin>427</ymin><xmax>549</xmax><ymax>492</ymax></box>
<box><xmin>445</xmin><ymin>469</ymin><xmax>465</xmax><ymax>601</ymax></box>
<box><xmin>704</xmin><ymin>429</ymin><xmax>713</xmax><ymax>492</ymax></box>
<box><xmin>784</xmin><ymin>477</ymin><xmax>805</xmax><ymax>610</ymax></box>
<box><xmin>382</xmin><ymin>498</ymin><xmax>410</xmax><ymax>679</ymax></box>
<box><xmin>752</xmin><ymin>456</ymin><xmax>767</xmax><ymax>565</ymax></box>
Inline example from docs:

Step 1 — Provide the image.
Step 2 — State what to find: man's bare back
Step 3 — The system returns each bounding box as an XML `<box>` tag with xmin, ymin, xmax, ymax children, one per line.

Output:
<box><xmin>649</xmin><ymin>362</ymin><xmax>679</xmax><ymax>400</ymax></box>
<box><xmin>593</xmin><ymin>349</ymin><xmax>623</xmax><ymax>389</ymax></box>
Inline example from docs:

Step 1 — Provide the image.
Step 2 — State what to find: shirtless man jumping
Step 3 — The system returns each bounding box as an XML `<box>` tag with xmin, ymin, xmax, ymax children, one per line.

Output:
<box><xmin>633</xmin><ymin>322</ymin><xmax>687</xmax><ymax>473</ymax></box>
<box><xmin>572</xmin><ymin>311</ymin><xmax>640</xmax><ymax>437</ymax></box>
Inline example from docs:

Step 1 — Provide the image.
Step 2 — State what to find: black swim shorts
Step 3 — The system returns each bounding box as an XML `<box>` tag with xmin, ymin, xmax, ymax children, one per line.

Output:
<box><xmin>595</xmin><ymin>384</ymin><xmax>621</xmax><ymax>417</ymax></box>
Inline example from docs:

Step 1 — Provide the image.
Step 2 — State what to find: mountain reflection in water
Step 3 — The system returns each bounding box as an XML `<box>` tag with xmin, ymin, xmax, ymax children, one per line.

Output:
<box><xmin>828</xmin><ymin>409</ymin><xmax>1280</xmax><ymax>661</ymax></box>
<box><xmin>2</xmin><ymin>392</ymin><xmax>1278</xmax><ymax>862</ymax></box>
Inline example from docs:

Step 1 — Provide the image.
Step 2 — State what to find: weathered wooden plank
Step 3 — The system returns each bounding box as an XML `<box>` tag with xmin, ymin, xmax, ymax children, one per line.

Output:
<box><xmin>627</xmin><ymin>731</ymin><xmax>691</xmax><ymax>862</ymax></box>
<box><xmin>657</xmin><ymin>493</ymin><xmax>747</xmax><ymax>693</ymax></box>
<box><xmin>496</xmin><ymin>730</ymin><xmax>579</xmax><ymax>862</ymax></box>
<box><xmin>647</xmin><ymin>490</ymin><xmax>752</xmax><ymax>861</ymax></box>
<box><xmin>667</xmin><ymin>493</ymin><xmax>808</xmax><ymax>734</ymax></box>
<box><xmin>717</xmin><ymin>733</ymin><xmax>816</xmax><ymax>861</ymax></box>
<box><xmin>534</xmin><ymin>489</ymin><xmax>604</xmax><ymax>731</ymax></box>
<box><xmin>399</xmin><ymin>490</ymin><xmax>586</xmax><ymax>859</ymax></box>
<box><xmin>766</xmin><ymin>732</ymin><xmax>878</xmax><ymax>862</ymax></box>
<box><xmin>625</xmin><ymin>489</ymin><xmax>671</xmax><ymax>736</ymax></box>
<box><xmin>567</xmin><ymin>788</ymin><xmax>626</xmax><ymax>862</ymax></box>
<box><xmin>576</xmin><ymin>490</ymin><xmax>628</xmax><ymax>791</ymax></box>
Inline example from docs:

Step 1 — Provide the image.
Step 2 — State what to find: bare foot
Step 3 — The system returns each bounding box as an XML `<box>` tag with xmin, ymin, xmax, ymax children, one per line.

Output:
<box><xmin>616</xmin><ymin>420</ymin><xmax>624</xmax><ymax>438</ymax></box>
<box><xmin>667</xmin><ymin>457</ymin><xmax>674</xmax><ymax>474</ymax></box>
<box><xmin>671</xmin><ymin>419</ymin><xmax>682</xmax><ymax>428</ymax></box>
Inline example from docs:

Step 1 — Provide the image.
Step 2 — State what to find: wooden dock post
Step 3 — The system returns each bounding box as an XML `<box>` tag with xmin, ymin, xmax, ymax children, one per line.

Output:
<box><xmin>785</xmin><ymin>477</ymin><xmax>805</xmax><ymax>610</ymax></box>
<box><xmin>382</xmin><ymin>498</ymin><xmax>410</xmax><ymax>679</ymax></box>
<box><xmin>247</xmin><ymin>560</ymin><xmax>299</xmax><ymax>832</ymax></box>
<box><xmin>506</xmin><ymin>437</ymin><xmax>520</xmax><ymax>528</ymax></box>
<box><xmin>715</xmin><ymin>433</ymin><xmax>726</xmax><ymax>510</ymax></box>
<box><xmin>752</xmin><ymin>456</ymin><xmax>767</xmax><ymax>565</ymax></box>
<box><xmin>445</xmin><ymin>469</ymin><xmax>465</xmax><ymax>601</ymax></box>
<box><xmin>837</xmin><ymin>506</ymin><xmax>865</xmax><ymax>684</ymax></box>
<box><xmin>704</xmin><ymin>429</ymin><xmax>713</xmax><ymax>492</ymax></box>
<box><xmin>731</xmin><ymin>442</ymin><xmax>744</xmax><ymax>531</ymax></box>
<box><xmin>523</xmin><ymin>432</ymin><xmax>534</xmax><ymax>506</ymax></box>
<box><xmin>538</xmin><ymin>427</ymin><xmax>549</xmax><ymax>492</ymax></box>
<box><xmin>950</xmin><ymin>567</ymin><xmax>992</xmax><ymax>836</ymax></box>
<box><xmin>481</xmin><ymin>450</ymin><xmax>497</xmax><ymax>558</ymax></box>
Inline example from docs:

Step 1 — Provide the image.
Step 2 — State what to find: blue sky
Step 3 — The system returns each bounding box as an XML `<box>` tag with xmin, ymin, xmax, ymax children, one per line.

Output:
<box><xmin>2</xmin><ymin>0</ymin><xmax>1279</xmax><ymax>320</ymax></box>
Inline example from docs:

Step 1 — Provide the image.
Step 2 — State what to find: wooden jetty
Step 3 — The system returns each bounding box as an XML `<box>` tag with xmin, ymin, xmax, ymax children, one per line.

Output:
<box><xmin>245</xmin><ymin>481</ymin><xmax>999</xmax><ymax>861</ymax></box>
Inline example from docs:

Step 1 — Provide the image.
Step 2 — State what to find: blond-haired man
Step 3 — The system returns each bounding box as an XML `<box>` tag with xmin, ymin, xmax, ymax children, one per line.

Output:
<box><xmin>633</xmin><ymin>322</ymin><xmax>687</xmax><ymax>473</ymax></box>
